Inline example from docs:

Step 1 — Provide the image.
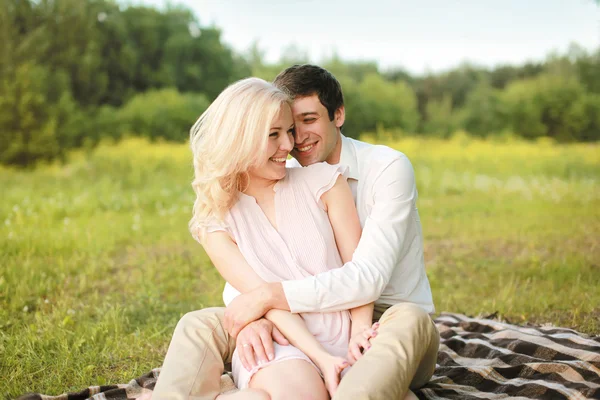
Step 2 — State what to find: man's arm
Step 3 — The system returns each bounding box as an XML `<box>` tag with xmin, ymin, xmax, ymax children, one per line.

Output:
<box><xmin>225</xmin><ymin>155</ymin><xmax>417</xmax><ymax>323</ymax></box>
<box><xmin>280</xmin><ymin>155</ymin><xmax>417</xmax><ymax>313</ymax></box>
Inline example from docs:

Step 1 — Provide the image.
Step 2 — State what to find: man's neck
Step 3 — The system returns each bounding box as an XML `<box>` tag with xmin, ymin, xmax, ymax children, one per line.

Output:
<box><xmin>324</xmin><ymin>132</ymin><xmax>343</xmax><ymax>165</ymax></box>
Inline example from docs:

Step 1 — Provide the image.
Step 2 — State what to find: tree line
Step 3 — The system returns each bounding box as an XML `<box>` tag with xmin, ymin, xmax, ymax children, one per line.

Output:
<box><xmin>1</xmin><ymin>0</ymin><xmax>598</xmax><ymax>166</ymax></box>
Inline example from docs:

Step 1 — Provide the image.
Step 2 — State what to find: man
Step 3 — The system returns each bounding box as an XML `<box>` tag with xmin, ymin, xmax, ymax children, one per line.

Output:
<box><xmin>153</xmin><ymin>65</ymin><xmax>439</xmax><ymax>400</ymax></box>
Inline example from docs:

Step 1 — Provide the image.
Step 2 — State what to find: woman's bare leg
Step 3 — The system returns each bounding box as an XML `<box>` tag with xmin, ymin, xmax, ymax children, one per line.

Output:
<box><xmin>250</xmin><ymin>359</ymin><xmax>329</xmax><ymax>400</ymax></box>
<box><xmin>264</xmin><ymin>310</ymin><xmax>347</xmax><ymax>396</ymax></box>
<box><xmin>216</xmin><ymin>388</ymin><xmax>270</xmax><ymax>400</ymax></box>
<box><xmin>215</xmin><ymin>379</ymin><xmax>419</xmax><ymax>400</ymax></box>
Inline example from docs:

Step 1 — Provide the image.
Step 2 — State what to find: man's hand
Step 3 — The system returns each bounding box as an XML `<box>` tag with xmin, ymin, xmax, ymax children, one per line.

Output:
<box><xmin>224</xmin><ymin>288</ymin><xmax>269</xmax><ymax>337</ymax></box>
<box><xmin>236</xmin><ymin>319</ymin><xmax>290</xmax><ymax>371</ymax></box>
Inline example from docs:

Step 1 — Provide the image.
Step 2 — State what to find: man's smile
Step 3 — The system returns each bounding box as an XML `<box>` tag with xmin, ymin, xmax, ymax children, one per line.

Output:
<box><xmin>294</xmin><ymin>142</ymin><xmax>317</xmax><ymax>154</ymax></box>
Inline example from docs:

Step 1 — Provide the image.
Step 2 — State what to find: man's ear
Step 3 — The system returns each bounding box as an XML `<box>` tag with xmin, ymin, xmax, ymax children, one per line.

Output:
<box><xmin>334</xmin><ymin>105</ymin><xmax>346</xmax><ymax>128</ymax></box>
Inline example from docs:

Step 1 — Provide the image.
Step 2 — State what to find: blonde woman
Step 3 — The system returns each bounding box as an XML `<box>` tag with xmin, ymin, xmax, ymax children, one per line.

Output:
<box><xmin>187</xmin><ymin>77</ymin><xmax>375</xmax><ymax>399</ymax></box>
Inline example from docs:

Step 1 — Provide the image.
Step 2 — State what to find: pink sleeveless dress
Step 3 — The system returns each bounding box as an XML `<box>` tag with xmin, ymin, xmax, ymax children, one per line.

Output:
<box><xmin>207</xmin><ymin>162</ymin><xmax>352</xmax><ymax>389</ymax></box>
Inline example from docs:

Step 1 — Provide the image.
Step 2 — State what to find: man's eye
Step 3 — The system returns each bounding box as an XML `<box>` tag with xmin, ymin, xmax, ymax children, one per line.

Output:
<box><xmin>304</xmin><ymin>118</ymin><xmax>316</xmax><ymax>123</ymax></box>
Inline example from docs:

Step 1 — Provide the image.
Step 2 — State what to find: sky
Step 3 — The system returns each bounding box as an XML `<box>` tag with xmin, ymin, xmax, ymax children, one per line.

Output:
<box><xmin>133</xmin><ymin>0</ymin><xmax>599</xmax><ymax>74</ymax></box>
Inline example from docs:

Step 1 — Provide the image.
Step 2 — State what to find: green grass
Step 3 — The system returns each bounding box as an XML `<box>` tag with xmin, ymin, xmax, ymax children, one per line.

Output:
<box><xmin>1</xmin><ymin>135</ymin><xmax>599</xmax><ymax>398</ymax></box>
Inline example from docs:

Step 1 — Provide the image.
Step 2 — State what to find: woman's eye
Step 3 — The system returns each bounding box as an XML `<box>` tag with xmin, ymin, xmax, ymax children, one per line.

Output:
<box><xmin>269</xmin><ymin>132</ymin><xmax>278</xmax><ymax>138</ymax></box>
<box><xmin>287</xmin><ymin>127</ymin><xmax>295</xmax><ymax>135</ymax></box>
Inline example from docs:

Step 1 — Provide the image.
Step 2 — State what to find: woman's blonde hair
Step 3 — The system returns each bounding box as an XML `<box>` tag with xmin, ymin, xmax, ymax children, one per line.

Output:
<box><xmin>189</xmin><ymin>77</ymin><xmax>290</xmax><ymax>241</ymax></box>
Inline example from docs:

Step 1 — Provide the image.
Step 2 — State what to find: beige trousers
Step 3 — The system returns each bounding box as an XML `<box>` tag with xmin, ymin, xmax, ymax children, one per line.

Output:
<box><xmin>152</xmin><ymin>303</ymin><xmax>439</xmax><ymax>400</ymax></box>
<box><xmin>152</xmin><ymin>307</ymin><xmax>236</xmax><ymax>400</ymax></box>
<box><xmin>333</xmin><ymin>302</ymin><xmax>440</xmax><ymax>400</ymax></box>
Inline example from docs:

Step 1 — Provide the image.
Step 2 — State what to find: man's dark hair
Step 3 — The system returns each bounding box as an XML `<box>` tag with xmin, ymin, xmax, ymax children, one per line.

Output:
<box><xmin>273</xmin><ymin>64</ymin><xmax>344</xmax><ymax>121</ymax></box>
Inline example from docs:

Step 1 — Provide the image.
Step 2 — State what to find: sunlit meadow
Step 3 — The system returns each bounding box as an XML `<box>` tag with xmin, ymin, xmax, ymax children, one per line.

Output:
<box><xmin>1</xmin><ymin>134</ymin><xmax>599</xmax><ymax>398</ymax></box>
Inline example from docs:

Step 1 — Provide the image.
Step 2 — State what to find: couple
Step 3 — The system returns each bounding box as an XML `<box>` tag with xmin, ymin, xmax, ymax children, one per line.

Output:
<box><xmin>152</xmin><ymin>65</ymin><xmax>439</xmax><ymax>400</ymax></box>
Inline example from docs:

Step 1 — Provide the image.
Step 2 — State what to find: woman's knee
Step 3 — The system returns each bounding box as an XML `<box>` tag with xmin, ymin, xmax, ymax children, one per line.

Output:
<box><xmin>217</xmin><ymin>388</ymin><xmax>271</xmax><ymax>400</ymax></box>
<box><xmin>267</xmin><ymin>384</ymin><xmax>327</xmax><ymax>400</ymax></box>
<box><xmin>250</xmin><ymin>359</ymin><xmax>328</xmax><ymax>400</ymax></box>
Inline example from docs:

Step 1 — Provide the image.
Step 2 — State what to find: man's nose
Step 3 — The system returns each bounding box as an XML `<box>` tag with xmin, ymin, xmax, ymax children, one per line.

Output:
<box><xmin>294</xmin><ymin>125</ymin><xmax>309</xmax><ymax>145</ymax></box>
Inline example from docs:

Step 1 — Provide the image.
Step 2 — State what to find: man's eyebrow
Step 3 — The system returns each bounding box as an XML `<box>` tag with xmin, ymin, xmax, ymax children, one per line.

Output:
<box><xmin>299</xmin><ymin>111</ymin><xmax>319</xmax><ymax>117</ymax></box>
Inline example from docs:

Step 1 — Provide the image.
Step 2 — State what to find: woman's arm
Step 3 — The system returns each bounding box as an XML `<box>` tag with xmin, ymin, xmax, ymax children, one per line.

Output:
<box><xmin>321</xmin><ymin>175</ymin><xmax>374</xmax><ymax>330</ymax></box>
<box><xmin>201</xmin><ymin>231</ymin><xmax>265</xmax><ymax>293</ymax></box>
<box><xmin>322</xmin><ymin>175</ymin><xmax>376</xmax><ymax>365</ymax></box>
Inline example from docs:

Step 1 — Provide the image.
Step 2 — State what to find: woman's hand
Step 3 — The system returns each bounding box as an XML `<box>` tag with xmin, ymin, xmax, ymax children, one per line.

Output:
<box><xmin>236</xmin><ymin>318</ymin><xmax>289</xmax><ymax>371</ymax></box>
<box><xmin>347</xmin><ymin>322</ymin><xmax>379</xmax><ymax>365</ymax></box>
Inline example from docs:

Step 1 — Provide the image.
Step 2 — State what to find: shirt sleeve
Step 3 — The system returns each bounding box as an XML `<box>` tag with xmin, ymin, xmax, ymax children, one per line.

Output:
<box><xmin>299</xmin><ymin>162</ymin><xmax>349</xmax><ymax>210</ymax></box>
<box><xmin>222</xmin><ymin>282</ymin><xmax>241</xmax><ymax>306</ymax></box>
<box><xmin>206</xmin><ymin>220</ymin><xmax>228</xmax><ymax>234</ymax></box>
<box><xmin>281</xmin><ymin>155</ymin><xmax>417</xmax><ymax>313</ymax></box>
<box><xmin>190</xmin><ymin>218</ymin><xmax>231</xmax><ymax>245</ymax></box>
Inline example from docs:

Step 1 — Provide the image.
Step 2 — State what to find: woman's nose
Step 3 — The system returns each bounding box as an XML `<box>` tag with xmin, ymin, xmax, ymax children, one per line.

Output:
<box><xmin>280</xmin><ymin>132</ymin><xmax>294</xmax><ymax>151</ymax></box>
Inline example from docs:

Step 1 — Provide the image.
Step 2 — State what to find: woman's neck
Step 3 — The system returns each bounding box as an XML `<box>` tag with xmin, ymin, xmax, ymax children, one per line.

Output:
<box><xmin>242</xmin><ymin>175</ymin><xmax>278</xmax><ymax>200</ymax></box>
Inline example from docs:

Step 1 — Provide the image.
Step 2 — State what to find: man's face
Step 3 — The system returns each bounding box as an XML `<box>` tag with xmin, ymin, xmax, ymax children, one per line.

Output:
<box><xmin>290</xmin><ymin>94</ymin><xmax>344</xmax><ymax>166</ymax></box>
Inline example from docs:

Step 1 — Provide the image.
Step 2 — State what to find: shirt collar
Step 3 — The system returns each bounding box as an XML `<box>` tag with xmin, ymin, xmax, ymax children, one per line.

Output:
<box><xmin>338</xmin><ymin>134</ymin><xmax>360</xmax><ymax>180</ymax></box>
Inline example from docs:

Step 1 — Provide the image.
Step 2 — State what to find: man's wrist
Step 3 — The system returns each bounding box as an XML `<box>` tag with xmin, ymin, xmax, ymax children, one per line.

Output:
<box><xmin>257</xmin><ymin>282</ymin><xmax>289</xmax><ymax>312</ymax></box>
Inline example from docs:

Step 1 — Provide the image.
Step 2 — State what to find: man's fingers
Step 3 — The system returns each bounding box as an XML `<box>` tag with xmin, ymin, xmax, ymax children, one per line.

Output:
<box><xmin>237</xmin><ymin>339</ymin><xmax>249</xmax><ymax>371</ymax></box>
<box><xmin>271</xmin><ymin>326</ymin><xmax>289</xmax><ymax>346</ymax></box>
<box><xmin>251</xmin><ymin>334</ymin><xmax>269</xmax><ymax>364</ymax></box>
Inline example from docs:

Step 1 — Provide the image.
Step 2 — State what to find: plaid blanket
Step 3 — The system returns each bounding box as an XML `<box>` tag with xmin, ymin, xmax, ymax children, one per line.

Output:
<box><xmin>18</xmin><ymin>313</ymin><xmax>600</xmax><ymax>400</ymax></box>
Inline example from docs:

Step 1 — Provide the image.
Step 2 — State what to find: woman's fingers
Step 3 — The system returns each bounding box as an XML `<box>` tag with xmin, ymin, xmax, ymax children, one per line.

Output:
<box><xmin>347</xmin><ymin>348</ymin><xmax>356</xmax><ymax>365</ymax></box>
<box><xmin>244</xmin><ymin>342</ymin><xmax>257</xmax><ymax>370</ymax></box>
<box><xmin>347</xmin><ymin>342</ymin><xmax>360</xmax><ymax>365</ymax></box>
<box><xmin>349</xmin><ymin>342</ymin><xmax>362</xmax><ymax>364</ymax></box>
<box><xmin>361</xmin><ymin>336</ymin><xmax>372</xmax><ymax>351</ymax></box>
<box><xmin>363</xmin><ymin>328</ymin><xmax>377</xmax><ymax>340</ymax></box>
<box><xmin>347</xmin><ymin>323</ymin><xmax>382</xmax><ymax>366</ymax></box>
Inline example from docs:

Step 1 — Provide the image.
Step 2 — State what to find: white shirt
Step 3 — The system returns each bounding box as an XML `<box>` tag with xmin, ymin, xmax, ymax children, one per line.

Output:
<box><xmin>222</xmin><ymin>135</ymin><xmax>435</xmax><ymax>314</ymax></box>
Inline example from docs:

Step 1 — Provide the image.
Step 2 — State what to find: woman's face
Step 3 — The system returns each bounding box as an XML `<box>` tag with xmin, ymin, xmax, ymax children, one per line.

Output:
<box><xmin>248</xmin><ymin>104</ymin><xmax>295</xmax><ymax>183</ymax></box>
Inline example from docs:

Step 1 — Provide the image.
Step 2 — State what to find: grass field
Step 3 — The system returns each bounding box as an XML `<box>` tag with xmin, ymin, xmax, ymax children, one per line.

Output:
<box><xmin>1</xmin><ymin>134</ymin><xmax>599</xmax><ymax>398</ymax></box>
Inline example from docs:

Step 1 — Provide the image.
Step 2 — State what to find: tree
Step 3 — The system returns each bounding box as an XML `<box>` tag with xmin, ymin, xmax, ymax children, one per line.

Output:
<box><xmin>0</xmin><ymin>63</ymin><xmax>78</xmax><ymax>166</ymax></box>
<box><xmin>422</xmin><ymin>94</ymin><xmax>457</xmax><ymax>137</ymax></box>
<box><xmin>500</xmin><ymin>74</ymin><xmax>588</xmax><ymax>140</ymax></box>
<box><xmin>344</xmin><ymin>73</ymin><xmax>419</xmax><ymax>138</ymax></box>
<box><xmin>460</xmin><ymin>80</ymin><xmax>505</xmax><ymax>136</ymax></box>
<box><xmin>116</xmin><ymin>88</ymin><xmax>210</xmax><ymax>142</ymax></box>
